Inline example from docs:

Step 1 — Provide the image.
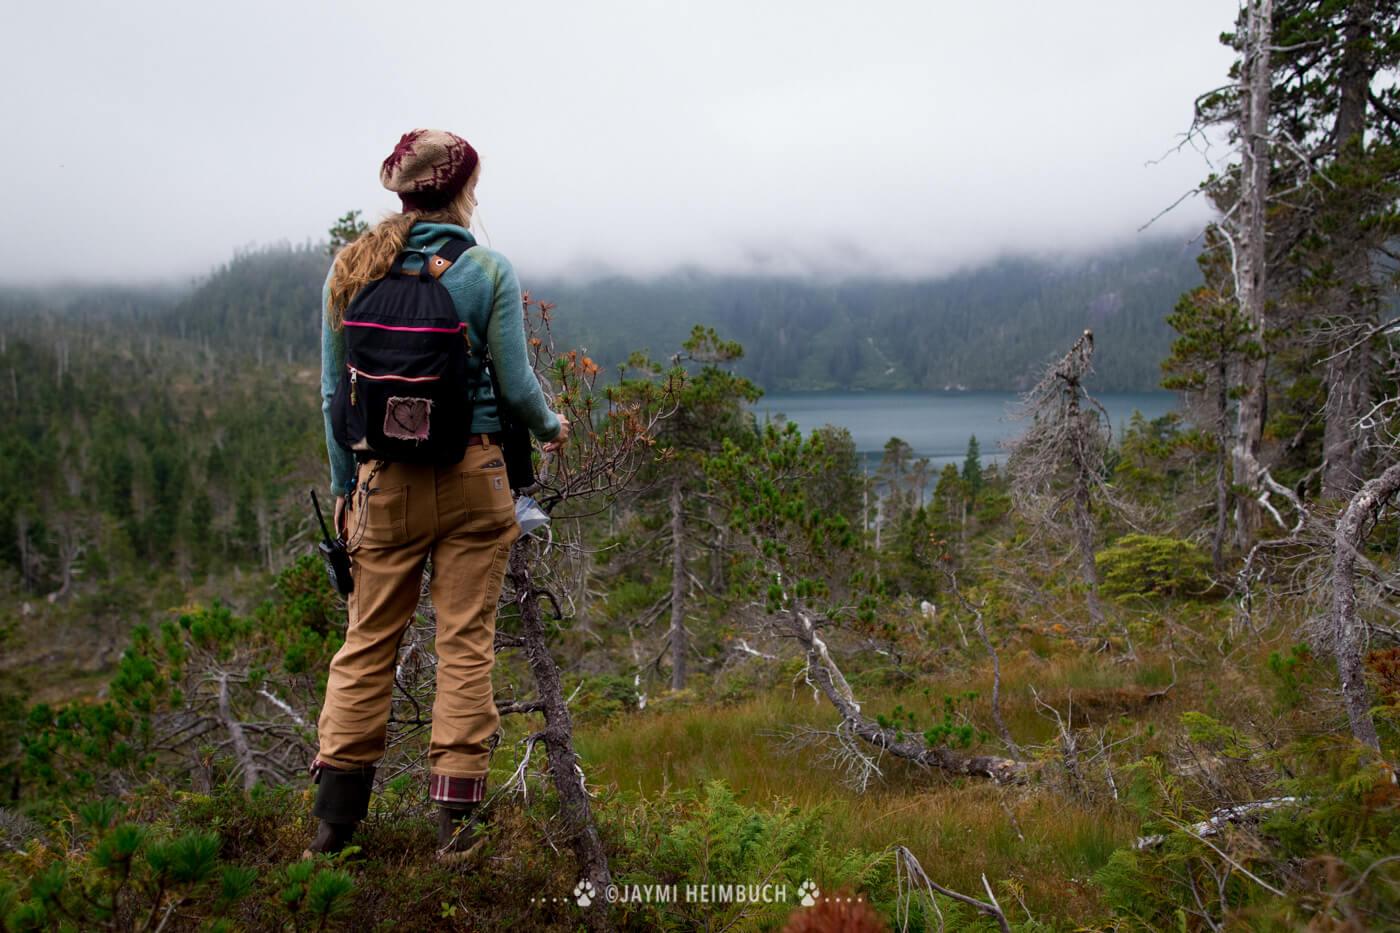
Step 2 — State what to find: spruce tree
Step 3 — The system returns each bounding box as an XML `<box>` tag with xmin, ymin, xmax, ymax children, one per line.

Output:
<box><xmin>1162</xmin><ymin>228</ymin><xmax>1257</xmax><ymax>570</ymax></box>
<box><xmin>961</xmin><ymin>435</ymin><xmax>983</xmax><ymax>506</ymax></box>
<box><xmin>326</xmin><ymin>210</ymin><xmax>369</xmax><ymax>256</ymax></box>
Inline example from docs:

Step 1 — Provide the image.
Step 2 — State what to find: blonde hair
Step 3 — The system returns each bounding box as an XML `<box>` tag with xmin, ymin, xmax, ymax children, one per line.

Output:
<box><xmin>326</xmin><ymin>162</ymin><xmax>481</xmax><ymax>327</ymax></box>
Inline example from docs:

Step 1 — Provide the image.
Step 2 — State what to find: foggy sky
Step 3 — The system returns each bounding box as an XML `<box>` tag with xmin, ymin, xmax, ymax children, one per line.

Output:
<box><xmin>1</xmin><ymin>1</ymin><xmax>1235</xmax><ymax>284</ymax></box>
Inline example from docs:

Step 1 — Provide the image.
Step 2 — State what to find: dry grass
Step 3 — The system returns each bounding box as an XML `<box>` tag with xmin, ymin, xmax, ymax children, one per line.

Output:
<box><xmin>564</xmin><ymin>684</ymin><xmax>1134</xmax><ymax>923</ymax></box>
<box><xmin>511</xmin><ymin>604</ymin><xmax>1297</xmax><ymax>928</ymax></box>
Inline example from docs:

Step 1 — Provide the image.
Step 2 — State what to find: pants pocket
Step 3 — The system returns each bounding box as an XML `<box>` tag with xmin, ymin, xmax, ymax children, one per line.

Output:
<box><xmin>358</xmin><ymin>482</ymin><xmax>408</xmax><ymax>546</ymax></box>
<box><xmin>461</xmin><ymin>465</ymin><xmax>514</xmax><ymax>532</ymax></box>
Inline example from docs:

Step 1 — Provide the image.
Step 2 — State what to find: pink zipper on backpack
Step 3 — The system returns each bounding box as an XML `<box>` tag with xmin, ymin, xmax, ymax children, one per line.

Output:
<box><xmin>348</xmin><ymin>365</ymin><xmax>442</xmax><ymax>382</ymax></box>
<box><xmin>348</xmin><ymin>365</ymin><xmax>441</xmax><ymax>405</ymax></box>
<box><xmin>344</xmin><ymin>321</ymin><xmax>467</xmax><ymax>334</ymax></box>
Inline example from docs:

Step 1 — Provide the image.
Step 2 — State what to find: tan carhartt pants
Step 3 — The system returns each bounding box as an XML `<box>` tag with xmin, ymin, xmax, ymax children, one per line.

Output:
<box><xmin>315</xmin><ymin>436</ymin><xmax>520</xmax><ymax>802</ymax></box>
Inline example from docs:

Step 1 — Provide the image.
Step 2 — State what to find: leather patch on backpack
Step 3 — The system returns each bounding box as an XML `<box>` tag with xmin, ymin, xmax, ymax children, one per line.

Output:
<box><xmin>384</xmin><ymin>397</ymin><xmax>433</xmax><ymax>441</ymax></box>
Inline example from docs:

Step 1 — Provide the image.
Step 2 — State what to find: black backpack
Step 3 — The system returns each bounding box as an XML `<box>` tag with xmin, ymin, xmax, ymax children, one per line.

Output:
<box><xmin>330</xmin><ymin>238</ymin><xmax>484</xmax><ymax>465</ymax></box>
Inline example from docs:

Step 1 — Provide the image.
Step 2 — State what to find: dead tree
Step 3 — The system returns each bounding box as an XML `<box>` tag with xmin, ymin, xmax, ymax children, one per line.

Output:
<box><xmin>44</xmin><ymin>515</ymin><xmax>89</xmax><ymax>603</ymax></box>
<box><xmin>1227</xmin><ymin>0</ymin><xmax>1275</xmax><ymax>548</ymax></box>
<box><xmin>505</xmin><ymin>540</ymin><xmax>615</xmax><ymax>924</ymax></box>
<box><xmin>790</xmin><ymin>609</ymin><xmax>1024</xmax><ymax>785</ymax></box>
<box><xmin>892</xmin><ymin>844</ymin><xmax>1012</xmax><ymax>933</ymax></box>
<box><xmin>491</xmin><ymin>298</ymin><xmax>678</xmax><ymax>932</ymax></box>
<box><xmin>1155</xmin><ymin>0</ymin><xmax>1294</xmax><ymax>551</ymax></box>
<box><xmin>1006</xmin><ymin>330</ymin><xmax>1115</xmax><ymax>631</ymax></box>
<box><xmin>111</xmin><ymin>638</ymin><xmax>315</xmax><ymax>795</ymax></box>
<box><xmin>669</xmin><ymin>474</ymin><xmax>687</xmax><ymax>690</ymax></box>
<box><xmin>1325</xmin><ymin>459</ymin><xmax>1400</xmax><ymax>752</ymax></box>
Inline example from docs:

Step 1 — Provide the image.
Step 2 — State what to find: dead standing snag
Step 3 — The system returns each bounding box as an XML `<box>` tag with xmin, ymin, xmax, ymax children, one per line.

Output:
<box><xmin>493</xmin><ymin>295</ymin><xmax>679</xmax><ymax>930</ymax></box>
<box><xmin>1006</xmin><ymin>330</ymin><xmax>1116</xmax><ymax>633</ymax></box>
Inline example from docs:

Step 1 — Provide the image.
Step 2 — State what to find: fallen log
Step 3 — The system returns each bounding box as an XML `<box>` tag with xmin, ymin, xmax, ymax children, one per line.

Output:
<box><xmin>792</xmin><ymin>610</ymin><xmax>1026</xmax><ymax>785</ymax></box>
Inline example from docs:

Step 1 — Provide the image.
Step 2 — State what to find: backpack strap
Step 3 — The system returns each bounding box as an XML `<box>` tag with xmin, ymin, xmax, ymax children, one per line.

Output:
<box><xmin>425</xmin><ymin>237</ymin><xmax>473</xmax><ymax>280</ymax></box>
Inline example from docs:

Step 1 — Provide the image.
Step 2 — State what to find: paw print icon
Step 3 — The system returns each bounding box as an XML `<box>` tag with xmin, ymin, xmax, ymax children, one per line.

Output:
<box><xmin>797</xmin><ymin>879</ymin><xmax>821</xmax><ymax>907</ymax></box>
<box><xmin>574</xmin><ymin>879</ymin><xmax>597</xmax><ymax>907</ymax></box>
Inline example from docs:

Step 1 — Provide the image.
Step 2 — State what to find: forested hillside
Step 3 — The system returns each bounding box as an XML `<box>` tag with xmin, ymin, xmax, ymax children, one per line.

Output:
<box><xmin>84</xmin><ymin>235</ymin><xmax>1199</xmax><ymax>392</ymax></box>
<box><xmin>544</xmin><ymin>238</ymin><xmax>1198</xmax><ymax>391</ymax></box>
<box><xmin>0</xmin><ymin>312</ymin><xmax>323</xmax><ymax>701</ymax></box>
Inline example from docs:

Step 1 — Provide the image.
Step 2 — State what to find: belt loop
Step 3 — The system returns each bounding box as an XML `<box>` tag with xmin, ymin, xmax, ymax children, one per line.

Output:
<box><xmin>482</xmin><ymin>432</ymin><xmax>492</xmax><ymax>450</ymax></box>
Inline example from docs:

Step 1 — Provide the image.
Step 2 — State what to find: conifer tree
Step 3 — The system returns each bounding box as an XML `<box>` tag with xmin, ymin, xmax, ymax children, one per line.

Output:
<box><xmin>961</xmin><ymin>435</ymin><xmax>983</xmax><ymax>506</ymax></box>
<box><xmin>326</xmin><ymin>210</ymin><xmax>369</xmax><ymax>256</ymax></box>
<box><xmin>1266</xmin><ymin>0</ymin><xmax>1400</xmax><ymax>500</ymax></box>
<box><xmin>1162</xmin><ymin>229</ymin><xmax>1257</xmax><ymax>570</ymax></box>
<box><xmin>616</xmin><ymin>326</ymin><xmax>761</xmax><ymax>692</ymax></box>
<box><xmin>930</xmin><ymin>463</ymin><xmax>965</xmax><ymax>546</ymax></box>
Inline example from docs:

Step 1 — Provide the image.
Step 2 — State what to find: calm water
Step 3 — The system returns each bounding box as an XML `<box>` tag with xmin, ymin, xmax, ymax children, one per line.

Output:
<box><xmin>754</xmin><ymin>390</ymin><xmax>1178</xmax><ymax>470</ymax></box>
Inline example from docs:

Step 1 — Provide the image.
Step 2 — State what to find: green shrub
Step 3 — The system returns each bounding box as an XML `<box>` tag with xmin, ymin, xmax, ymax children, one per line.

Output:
<box><xmin>1096</xmin><ymin>534</ymin><xmax>1213</xmax><ymax>600</ymax></box>
<box><xmin>1</xmin><ymin>815</ymin><xmax>252</xmax><ymax>931</ymax></box>
<box><xmin>570</xmin><ymin>673</ymin><xmax>643</xmax><ymax>721</ymax></box>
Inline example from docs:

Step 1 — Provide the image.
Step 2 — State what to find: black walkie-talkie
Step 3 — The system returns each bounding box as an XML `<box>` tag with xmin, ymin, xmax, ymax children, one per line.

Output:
<box><xmin>310</xmin><ymin>490</ymin><xmax>354</xmax><ymax>596</ymax></box>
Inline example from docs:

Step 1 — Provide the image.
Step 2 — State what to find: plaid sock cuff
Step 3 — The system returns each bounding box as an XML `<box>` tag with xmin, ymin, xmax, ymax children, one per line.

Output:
<box><xmin>429</xmin><ymin>773</ymin><xmax>486</xmax><ymax>805</ymax></box>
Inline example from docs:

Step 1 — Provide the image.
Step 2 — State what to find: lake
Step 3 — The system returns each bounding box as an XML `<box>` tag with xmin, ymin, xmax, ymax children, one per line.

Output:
<box><xmin>753</xmin><ymin>390</ymin><xmax>1178</xmax><ymax>470</ymax></box>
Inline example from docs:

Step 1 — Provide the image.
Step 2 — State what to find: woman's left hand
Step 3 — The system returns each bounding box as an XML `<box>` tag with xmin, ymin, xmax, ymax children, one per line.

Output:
<box><xmin>542</xmin><ymin>415</ymin><xmax>571</xmax><ymax>453</ymax></box>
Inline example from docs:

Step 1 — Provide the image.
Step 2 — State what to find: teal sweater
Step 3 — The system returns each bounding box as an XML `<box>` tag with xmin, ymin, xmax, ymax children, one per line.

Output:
<box><xmin>320</xmin><ymin>222</ymin><xmax>561</xmax><ymax>496</ymax></box>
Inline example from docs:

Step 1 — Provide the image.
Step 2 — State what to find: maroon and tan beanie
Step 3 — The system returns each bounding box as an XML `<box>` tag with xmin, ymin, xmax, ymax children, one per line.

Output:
<box><xmin>379</xmin><ymin>129</ymin><xmax>479</xmax><ymax>213</ymax></box>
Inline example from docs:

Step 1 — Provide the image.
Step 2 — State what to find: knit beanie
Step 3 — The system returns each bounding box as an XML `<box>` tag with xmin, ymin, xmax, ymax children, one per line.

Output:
<box><xmin>379</xmin><ymin>129</ymin><xmax>479</xmax><ymax>213</ymax></box>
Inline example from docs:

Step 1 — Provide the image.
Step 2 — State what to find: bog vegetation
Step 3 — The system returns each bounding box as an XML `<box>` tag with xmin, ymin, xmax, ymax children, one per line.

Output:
<box><xmin>3</xmin><ymin>4</ymin><xmax>1400</xmax><ymax>930</ymax></box>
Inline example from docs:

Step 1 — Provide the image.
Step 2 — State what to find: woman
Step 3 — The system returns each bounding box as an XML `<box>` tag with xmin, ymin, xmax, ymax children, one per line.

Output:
<box><xmin>309</xmin><ymin>129</ymin><xmax>569</xmax><ymax>862</ymax></box>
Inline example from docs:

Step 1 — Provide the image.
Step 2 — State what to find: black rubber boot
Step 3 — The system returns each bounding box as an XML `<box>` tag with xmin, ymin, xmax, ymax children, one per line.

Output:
<box><xmin>436</xmin><ymin>803</ymin><xmax>485</xmax><ymax>864</ymax></box>
<box><xmin>304</xmin><ymin>819</ymin><xmax>357</xmax><ymax>858</ymax></box>
<box><xmin>303</xmin><ymin>764</ymin><xmax>375</xmax><ymax>859</ymax></box>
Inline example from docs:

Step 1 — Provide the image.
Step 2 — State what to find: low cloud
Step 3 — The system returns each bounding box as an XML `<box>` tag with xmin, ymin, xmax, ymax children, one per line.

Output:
<box><xmin>0</xmin><ymin>0</ymin><xmax>1231</xmax><ymax>284</ymax></box>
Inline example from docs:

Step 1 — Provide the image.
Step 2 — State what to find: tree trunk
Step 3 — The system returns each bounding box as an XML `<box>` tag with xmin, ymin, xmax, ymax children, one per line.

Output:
<box><xmin>1321</xmin><ymin>1</ymin><xmax>1377</xmax><ymax>501</ymax></box>
<box><xmin>216</xmin><ymin>674</ymin><xmax>261</xmax><ymax>792</ymax></box>
<box><xmin>862</xmin><ymin>473</ymin><xmax>869</xmax><ymax>536</ymax></box>
<box><xmin>1327</xmin><ymin>460</ymin><xmax>1400</xmax><ymax>753</ymax></box>
<box><xmin>1322</xmin><ymin>347</ymin><xmax>1373</xmax><ymax>500</ymax></box>
<box><xmin>1333</xmin><ymin>1</ymin><xmax>1371</xmax><ymax>148</ymax></box>
<box><xmin>1232</xmin><ymin>0</ymin><xmax>1273</xmax><ymax>550</ymax></box>
<box><xmin>256</xmin><ymin>500</ymin><xmax>273</xmax><ymax>572</ymax></box>
<box><xmin>1066</xmin><ymin>385</ymin><xmax>1105</xmax><ymax>628</ymax></box>
<box><xmin>508</xmin><ymin>541</ymin><xmax>615</xmax><ymax>932</ymax></box>
<box><xmin>16</xmin><ymin>514</ymin><xmax>39</xmax><ymax>592</ymax></box>
<box><xmin>668</xmin><ymin>475</ymin><xmax>687</xmax><ymax>691</ymax></box>
<box><xmin>1213</xmin><ymin>357</ymin><xmax>1231</xmax><ymax>572</ymax></box>
<box><xmin>1073</xmin><ymin>477</ymin><xmax>1105</xmax><ymax>629</ymax></box>
<box><xmin>48</xmin><ymin>525</ymin><xmax>82</xmax><ymax>603</ymax></box>
<box><xmin>708</xmin><ymin>502</ymin><xmax>725</xmax><ymax>591</ymax></box>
